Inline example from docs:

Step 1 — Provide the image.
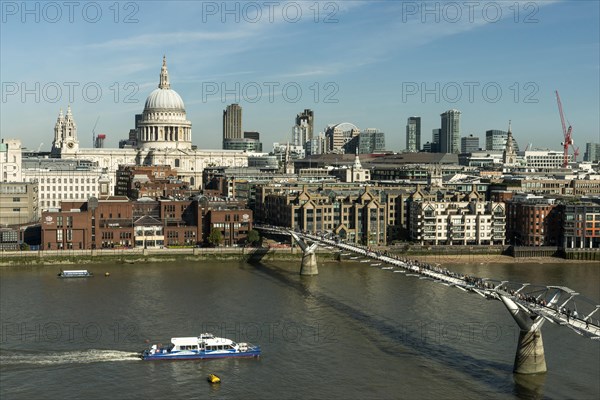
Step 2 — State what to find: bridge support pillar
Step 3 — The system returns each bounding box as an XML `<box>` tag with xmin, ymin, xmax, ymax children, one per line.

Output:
<box><xmin>500</xmin><ymin>294</ymin><xmax>547</xmax><ymax>375</ymax></box>
<box><xmin>514</xmin><ymin>328</ymin><xmax>546</xmax><ymax>374</ymax></box>
<box><xmin>291</xmin><ymin>232</ymin><xmax>319</xmax><ymax>276</ymax></box>
<box><xmin>300</xmin><ymin>252</ymin><xmax>318</xmax><ymax>275</ymax></box>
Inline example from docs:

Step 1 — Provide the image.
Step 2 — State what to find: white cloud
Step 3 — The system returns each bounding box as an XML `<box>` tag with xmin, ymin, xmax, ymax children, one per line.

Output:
<box><xmin>84</xmin><ymin>30</ymin><xmax>253</xmax><ymax>50</ymax></box>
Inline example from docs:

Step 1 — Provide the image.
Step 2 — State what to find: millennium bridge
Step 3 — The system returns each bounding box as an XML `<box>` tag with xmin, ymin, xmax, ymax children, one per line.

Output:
<box><xmin>256</xmin><ymin>225</ymin><xmax>600</xmax><ymax>375</ymax></box>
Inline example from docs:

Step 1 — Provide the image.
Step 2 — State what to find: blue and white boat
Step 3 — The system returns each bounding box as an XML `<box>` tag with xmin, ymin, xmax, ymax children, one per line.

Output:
<box><xmin>141</xmin><ymin>333</ymin><xmax>261</xmax><ymax>360</ymax></box>
<box><xmin>57</xmin><ymin>269</ymin><xmax>93</xmax><ymax>278</ymax></box>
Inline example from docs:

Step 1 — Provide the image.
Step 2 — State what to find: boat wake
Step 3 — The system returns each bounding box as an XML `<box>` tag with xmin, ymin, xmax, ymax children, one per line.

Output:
<box><xmin>0</xmin><ymin>349</ymin><xmax>140</xmax><ymax>366</ymax></box>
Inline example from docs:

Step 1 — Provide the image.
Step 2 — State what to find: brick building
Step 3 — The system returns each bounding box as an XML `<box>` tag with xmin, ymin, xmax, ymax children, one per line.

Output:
<box><xmin>562</xmin><ymin>200</ymin><xmax>600</xmax><ymax>248</ymax></box>
<box><xmin>505</xmin><ymin>195</ymin><xmax>562</xmax><ymax>246</ymax></box>
<box><xmin>41</xmin><ymin>196</ymin><xmax>253</xmax><ymax>250</ymax></box>
<box><xmin>115</xmin><ymin>165</ymin><xmax>193</xmax><ymax>200</ymax></box>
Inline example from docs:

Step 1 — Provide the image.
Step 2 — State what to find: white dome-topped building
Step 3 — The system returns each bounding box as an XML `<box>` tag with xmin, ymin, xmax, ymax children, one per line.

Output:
<box><xmin>137</xmin><ymin>56</ymin><xmax>192</xmax><ymax>150</ymax></box>
<box><xmin>44</xmin><ymin>56</ymin><xmax>248</xmax><ymax>196</ymax></box>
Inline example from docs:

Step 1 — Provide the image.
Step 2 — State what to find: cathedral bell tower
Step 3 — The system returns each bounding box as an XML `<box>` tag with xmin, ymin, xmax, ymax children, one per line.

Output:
<box><xmin>51</xmin><ymin>105</ymin><xmax>79</xmax><ymax>156</ymax></box>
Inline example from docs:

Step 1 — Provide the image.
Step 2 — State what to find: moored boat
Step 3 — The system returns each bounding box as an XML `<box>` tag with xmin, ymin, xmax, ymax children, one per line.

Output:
<box><xmin>141</xmin><ymin>333</ymin><xmax>261</xmax><ymax>360</ymax></box>
<box><xmin>57</xmin><ymin>270</ymin><xmax>93</xmax><ymax>278</ymax></box>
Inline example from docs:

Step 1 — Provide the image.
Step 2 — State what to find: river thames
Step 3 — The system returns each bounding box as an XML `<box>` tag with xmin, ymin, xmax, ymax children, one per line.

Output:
<box><xmin>1</xmin><ymin>259</ymin><xmax>598</xmax><ymax>399</ymax></box>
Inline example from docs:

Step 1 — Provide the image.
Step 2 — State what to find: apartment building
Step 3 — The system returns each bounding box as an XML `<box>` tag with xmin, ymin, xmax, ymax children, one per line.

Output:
<box><xmin>408</xmin><ymin>189</ymin><xmax>505</xmax><ymax>245</ymax></box>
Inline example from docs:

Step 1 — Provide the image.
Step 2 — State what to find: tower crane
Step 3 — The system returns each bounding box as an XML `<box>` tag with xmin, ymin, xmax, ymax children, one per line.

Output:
<box><xmin>573</xmin><ymin>146</ymin><xmax>580</xmax><ymax>162</ymax></box>
<box><xmin>555</xmin><ymin>90</ymin><xmax>574</xmax><ymax>167</ymax></box>
<box><xmin>92</xmin><ymin>116</ymin><xmax>100</xmax><ymax>148</ymax></box>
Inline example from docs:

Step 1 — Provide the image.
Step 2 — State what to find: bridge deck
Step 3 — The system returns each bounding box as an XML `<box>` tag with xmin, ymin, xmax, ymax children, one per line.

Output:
<box><xmin>258</xmin><ymin>226</ymin><xmax>600</xmax><ymax>340</ymax></box>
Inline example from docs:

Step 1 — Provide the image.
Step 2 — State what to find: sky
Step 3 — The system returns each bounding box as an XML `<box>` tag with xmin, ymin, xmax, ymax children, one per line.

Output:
<box><xmin>1</xmin><ymin>0</ymin><xmax>599</xmax><ymax>154</ymax></box>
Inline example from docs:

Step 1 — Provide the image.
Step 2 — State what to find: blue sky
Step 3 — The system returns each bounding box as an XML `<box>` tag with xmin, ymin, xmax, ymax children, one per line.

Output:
<box><xmin>1</xmin><ymin>0</ymin><xmax>599</xmax><ymax>153</ymax></box>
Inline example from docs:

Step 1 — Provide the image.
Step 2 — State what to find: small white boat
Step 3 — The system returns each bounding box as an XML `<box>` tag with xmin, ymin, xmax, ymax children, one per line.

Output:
<box><xmin>370</xmin><ymin>263</ymin><xmax>382</xmax><ymax>266</ymax></box>
<box><xmin>381</xmin><ymin>266</ymin><xmax>394</xmax><ymax>270</ymax></box>
<box><xmin>57</xmin><ymin>270</ymin><xmax>93</xmax><ymax>278</ymax></box>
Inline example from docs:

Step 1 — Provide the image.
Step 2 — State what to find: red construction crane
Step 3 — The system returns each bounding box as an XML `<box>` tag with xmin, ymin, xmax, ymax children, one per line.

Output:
<box><xmin>555</xmin><ymin>90</ymin><xmax>574</xmax><ymax>167</ymax></box>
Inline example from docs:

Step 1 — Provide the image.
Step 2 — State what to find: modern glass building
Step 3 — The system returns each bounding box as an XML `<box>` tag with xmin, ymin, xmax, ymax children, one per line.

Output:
<box><xmin>358</xmin><ymin>129</ymin><xmax>386</xmax><ymax>154</ymax></box>
<box><xmin>406</xmin><ymin>117</ymin><xmax>421</xmax><ymax>152</ymax></box>
<box><xmin>440</xmin><ymin>110</ymin><xmax>461</xmax><ymax>154</ymax></box>
<box><xmin>460</xmin><ymin>134</ymin><xmax>480</xmax><ymax>153</ymax></box>
<box><xmin>486</xmin><ymin>130</ymin><xmax>520</xmax><ymax>152</ymax></box>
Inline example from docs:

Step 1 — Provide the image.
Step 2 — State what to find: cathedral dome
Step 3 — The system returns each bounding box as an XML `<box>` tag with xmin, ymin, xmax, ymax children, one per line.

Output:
<box><xmin>143</xmin><ymin>56</ymin><xmax>185</xmax><ymax>112</ymax></box>
<box><xmin>144</xmin><ymin>87</ymin><xmax>185</xmax><ymax>111</ymax></box>
<box><xmin>137</xmin><ymin>56</ymin><xmax>192</xmax><ymax>151</ymax></box>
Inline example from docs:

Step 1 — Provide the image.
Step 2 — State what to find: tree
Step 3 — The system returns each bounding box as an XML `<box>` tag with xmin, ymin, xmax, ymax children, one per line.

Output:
<box><xmin>247</xmin><ymin>229</ymin><xmax>260</xmax><ymax>246</ymax></box>
<box><xmin>207</xmin><ymin>228</ymin><xmax>223</xmax><ymax>247</ymax></box>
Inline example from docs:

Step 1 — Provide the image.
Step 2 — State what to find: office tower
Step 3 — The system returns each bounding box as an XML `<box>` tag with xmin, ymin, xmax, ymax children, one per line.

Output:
<box><xmin>584</xmin><ymin>143</ymin><xmax>600</xmax><ymax>162</ymax></box>
<box><xmin>406</xmin><ymin>117</ymin><xmax>421</xmax><ymax>152</ymax></box>
<box><xmin>440</xmin><ymin>109</ymin><xmax>461</xmax><ymax>154</ymax></box>
<box><xmin>325</xmin><ymin>123</ymin><xmax>360</xmax><ymax>153</ymax></box>
<box><xmin>223</xmin><ymin>103</ymin><xmax>242</xmax><ymax>148</ymax></box>
<box><xmin>461</xmin><ymin>134</ymin><xmax>479</xmax><ymax>153</ymax></box>
<box><xmin>296</xmin><ymin>109</ymin><xmax>314</xmax><ymax>140</ymax></box>
<box><xmin>486</xmin><ymin>129</ymin><xmax>520</xmax><ymax>152</ymax></box>
<box><xmin>306</xmin><ymin>132</ymin><xmax>326</xmax><ymax>156</ymax></box>
<box><xmin>292</xmin><ymin>109</ymin><xmax>314</xmax><ymax>147</ymax></box>
<box><xmin>430</xmin><ymin>129</ymin><xmax>441</xmax><ymax>153</ymax></box>
<box><xmin>94</xmin><ymin>134</ymin><xmax>106</xmax><ymax>149</ymax></box>
<box><xmin>355</xmin><ymin>129</ymin><xmax>386</xmax><ymax>154</ymax></box>
<box><xmin>243</xmin><ymin>131</ymin><xmax>260</xmax><ymax>140</ymax></box>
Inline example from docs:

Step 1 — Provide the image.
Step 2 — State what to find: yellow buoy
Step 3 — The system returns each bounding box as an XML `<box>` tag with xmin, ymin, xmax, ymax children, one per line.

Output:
<box><xmin>207</xmin><ymin>374</ymin><xmax>221</xmax><ymax>384</ymax></box>
<box><xmin>105</xmin><ymin>272</ymin><xmax>110</xmax><ymax>277</ymax></box>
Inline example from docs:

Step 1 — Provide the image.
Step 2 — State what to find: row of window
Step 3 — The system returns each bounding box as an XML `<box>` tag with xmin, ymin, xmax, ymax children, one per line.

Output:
<box><xmin>211</xmin><ymin>223</ymin><xmax>247</xmax><ymax>229</ymax></box>
<box><xmin>41</xmin><ymin>192</ymin><xmax>95</xmax><ymax>199</ymax></box>
<box><xmin>56</xmin><ymin>216</ymin><xmax>73</xmax><ymax>228</ymax></box>
<box><xmin>421</xmin><ymin>232</ymin><xmax>502</xmax><ymax>238</ymax></box>
<box><xmin>56</xmin><ymin>230</ymin><xmax>73</xmax><ymax>241</ymax></box>
<box><xmin>167</xmin><ymin>231</ymin><xmax>196</xmax><ymax>238</ymax></box>
<box><xmin>135</xmin><ymin>229</ymin><xmax>163</xmax><ymax>236</ymax></box>
<box><xmin>39</xmin><ymin>178</ymin><xmax>97</xmax><ymax>184</ymax></box>
<box><xmin>41</xmin><ymin>186</ymin><xmax>96</xmax><ymax>192</ymax></box>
